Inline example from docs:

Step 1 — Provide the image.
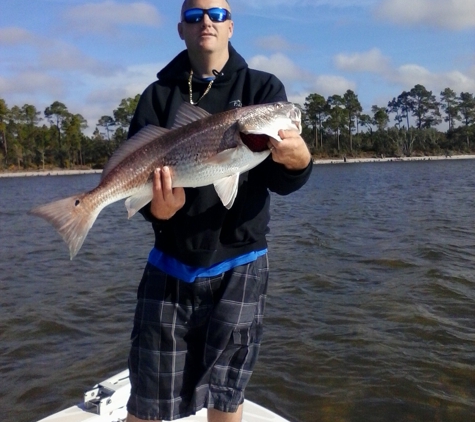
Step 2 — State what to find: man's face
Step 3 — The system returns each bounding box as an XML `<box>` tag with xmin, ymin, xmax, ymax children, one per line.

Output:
<box><xmin>178</xmin><ymin>0</ymin><xmax>233</xmax><ymax>55</ymax></box>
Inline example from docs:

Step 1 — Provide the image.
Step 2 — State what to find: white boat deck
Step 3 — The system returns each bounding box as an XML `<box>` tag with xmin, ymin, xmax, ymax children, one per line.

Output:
<box><xmin>37</xmin><ymin>370</ymin><xmax>289</xmax><ymax>422</ymax></box>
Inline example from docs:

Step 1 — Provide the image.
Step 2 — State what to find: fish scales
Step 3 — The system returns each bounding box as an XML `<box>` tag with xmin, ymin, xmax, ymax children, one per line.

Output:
<box><xmin>29</xmin><ymin>102</ymin><xmax>301</xmax><ymax>259</ymax></box>
<box><xmin>100</xmin><ymin>110</ymin><xmax>239</xmax><ymax>196</ymax></box>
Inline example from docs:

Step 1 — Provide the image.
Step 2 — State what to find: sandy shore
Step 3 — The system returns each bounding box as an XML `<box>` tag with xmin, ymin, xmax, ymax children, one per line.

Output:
<box><xmin>313</xmin><ymin>154</ymin><xmax>475</xmax><ymax>165</ymax></box>
<box><xmin>0</xmin><ymin>169</ymin><xmax>102</xmax><ymax>178</ymax></box>
<box><xmin>1</xmin><ymin>155</ymin><xmax>474</xmax><ymax>178</ymax></box>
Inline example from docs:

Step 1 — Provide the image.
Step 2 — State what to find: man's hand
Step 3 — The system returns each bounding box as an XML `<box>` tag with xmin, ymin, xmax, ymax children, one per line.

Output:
<box><xmin>267</xmin><ymin>129</ymin><xmax>312</xmax><ymax>171</ymax></box>
<box><xmin>150</xmin><ymin>166</ymin><xmax>186</xmax><ymax>220</ymax></box>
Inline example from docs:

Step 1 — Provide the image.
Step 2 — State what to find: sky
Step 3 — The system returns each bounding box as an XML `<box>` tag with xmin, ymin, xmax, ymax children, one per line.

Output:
<box><xmin>1</xmin><ymin>0</ymin><xmax>474</xmax><ymax>134</ymax></box>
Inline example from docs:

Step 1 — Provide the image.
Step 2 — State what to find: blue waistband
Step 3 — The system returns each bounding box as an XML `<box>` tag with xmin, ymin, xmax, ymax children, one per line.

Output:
<box><xmin>147</xmin><ymin>247</ymin><xmax>268</xmax><ymax>283</ymax></box>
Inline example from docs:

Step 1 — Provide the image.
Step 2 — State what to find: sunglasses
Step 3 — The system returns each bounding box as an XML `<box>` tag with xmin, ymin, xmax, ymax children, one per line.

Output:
<box><xmin>182</xmin><ymin>8</ymin><xmax>232</xmax><ymax>24</ymax></box>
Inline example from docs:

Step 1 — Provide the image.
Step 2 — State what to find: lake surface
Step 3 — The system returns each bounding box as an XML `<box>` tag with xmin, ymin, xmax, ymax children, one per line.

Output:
<box><xmin>1</xmin><ymin>159</ymin><xmax>474</xmax><ymax>422</ymax></box>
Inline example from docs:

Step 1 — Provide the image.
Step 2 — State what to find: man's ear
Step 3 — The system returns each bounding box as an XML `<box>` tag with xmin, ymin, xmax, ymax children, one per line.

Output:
<box><xmin>178</xmin><ymin>22</ymin><xmax>184</xmax><ymax>40</ymax></box>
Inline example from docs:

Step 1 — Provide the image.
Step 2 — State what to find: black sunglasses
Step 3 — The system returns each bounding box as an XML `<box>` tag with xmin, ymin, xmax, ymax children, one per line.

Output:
<box><xmin>182</xmin><ymin>7</ymin><xmax>232</xmax><ymax>24</ymax></box>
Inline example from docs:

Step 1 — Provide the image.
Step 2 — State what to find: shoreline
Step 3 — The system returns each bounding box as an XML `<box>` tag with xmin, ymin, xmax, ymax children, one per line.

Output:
<box><xmin>0</xmin><ymin>169</ymin><xmax>102</xmax><ymax>178</ymax></box>
<box><xmin>313</xmin><ymin>154</ymin><xmax>475</xmax><ymax>165</ymax></box>
<box><xmin>1</xmin><ymin>155</ymin><xmax>474</xmax><ymax>178</ymax></box>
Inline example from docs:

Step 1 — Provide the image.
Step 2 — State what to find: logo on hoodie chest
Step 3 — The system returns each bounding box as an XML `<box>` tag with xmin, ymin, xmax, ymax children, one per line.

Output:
<box><xmin>229</xmin><ymin>99</ymin><xmax>242</xmax><ymax>108</ymax></box>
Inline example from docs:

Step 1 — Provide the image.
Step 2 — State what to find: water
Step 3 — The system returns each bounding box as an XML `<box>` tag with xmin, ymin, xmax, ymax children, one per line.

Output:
<box><xmin>1</xmin><ymin>159</ymin><xmax>474</xmax><ymax>422</ymax></box>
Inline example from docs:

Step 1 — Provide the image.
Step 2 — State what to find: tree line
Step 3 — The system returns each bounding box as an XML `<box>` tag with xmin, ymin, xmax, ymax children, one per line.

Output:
<box><xmin>303</xmin><ymin>85</ymin><xmax>475</xmax><ymax>157</ymax></box>
<box><xmin>1</xmin><ymin>84</ymin><xmax>475</xmax><ymax>171</ymax></box>
<box><xmin>0</xmin><ymin>95</ymin><xmax>140</xmax><ymax>170</ymax></box>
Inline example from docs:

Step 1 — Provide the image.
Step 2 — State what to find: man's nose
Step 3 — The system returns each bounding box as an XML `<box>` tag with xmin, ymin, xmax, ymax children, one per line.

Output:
<box><xmin>201</xmin><ymin>13</ymin><xmax>213</xmax><ymax>25</ymax></box>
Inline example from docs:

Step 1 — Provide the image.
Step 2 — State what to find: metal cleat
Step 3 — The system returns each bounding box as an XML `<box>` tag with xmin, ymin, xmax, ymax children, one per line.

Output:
<box><xmin>83</xmin><ymin>370</ymin><xmax>131</xmax><ymax>417</ymax></box>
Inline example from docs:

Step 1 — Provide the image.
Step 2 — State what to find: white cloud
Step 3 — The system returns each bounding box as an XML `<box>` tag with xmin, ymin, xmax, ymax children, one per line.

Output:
<box><xmin>0</xmin><ymin>27</ymin><xmax>38</xmax><ymax>46</ymax></box>
<box><xmin>375</xmin><ymin>0</ymin><xmax>475</xmax><ymax>30</ymax></box>
<box><xmin>85</xmin><ymin>63</ymin><xmax>160</xmax><ymax>103</ymax></box>
<box><xmin>77</xmin><ymin>63</ymin><xmax>163</xmax><ymax>132</ymax></box>
<box><xmin>393</xmin><ymin>64</ymin><xmax>433</xmax><ymax>86</ymax></box>
<box><xmin>234</xmin><ymin>0</ymin><xmax>377</xmax><ymax>8</ymax></box>
<box><xmin>3</xmin><ymin>47</ymin><xmax>120</xmax><ymax>84</ymax></box>
<box><xmin>287</xmin><ymin>75</ymin><xmax>357</xmax><ymax>107</ymax></box>
<box><xmin>38</xmin><ymin>42</ymin><xmax>119</xmax><ymax>76</ymax></box>
<box><xmin>254</xmin><ymin>35</ymin><xmax>298</xmax><ymax>52</ymax></box>
<box><xmin>63</xmin><ymin>1</ymin><xmax>162</xmax><ymax>35</ymax></box>
<box><xmin>248</xmin><ymin>53</ymin><xmax>356</xmax><ymax>103</ymax></box>
<box><xmin>391</xmin><ymin>64</ymin><xmax>475</xmax><ymax>93</ymax></box>
<box><xmin>1</xmin><ymin>56</ymin><xmax>161</xmax><ymax>134</ymax></box>
<box><xmin>0</xmin><ymin>71</ymin><xmax>65</xmax><ymax>99</ymax></box>
<box><xmin>248</xmin><ymin>53</ymin><xmax>309</xmax><ymax>81</ymax></box>
<box><xmin>6</xmin><ymin>62</ymin><xmax>162</xmax><ymax>134</ymax></box>
<box><xmin>334</xmin><ymin>48</ymin><xmax>391</xmax><ymax>73</ymax></box>
<box><xmin>311</xmin><ymin>75</ymin><xmax>357</xmax><ymax>97</ymax></box>
<box><xmin>0</xmin><ymin>26</ymin><xmax>117</xmax><ymax>78</ymax></box>
<box><xmin>332</xmin><ymin>48</ymin><xmax>475</xmax><ymax>94</ymax></box>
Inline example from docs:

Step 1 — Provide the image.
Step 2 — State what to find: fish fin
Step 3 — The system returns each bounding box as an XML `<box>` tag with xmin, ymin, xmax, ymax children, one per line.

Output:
<box><xmin>29</xmin><ymin>194</ymin><xmax>103</xmax><ymax>259</ymax></box>
<box><xmin>124</xmin><ymin>183</ymin><xmax>153</xmax><ymax>218</ymax></box>
<box><xmin>206</xmin><ymin>146</ymin><xmax>271</xmax><ymax>177</ymax></box>
<box><xmin>171</xmin><ymin>102</ymin><xmax>211</xmax><ymax>129</ymax></box>
<box><xmin>213</xmin><ymin>173</ymin><xmax>240</xmax><ymax>209</ymax></box>
<box><xmin>204</xmin><ymin>147</ymin><xmax>241</xmax><ymax>165</ymax></box>
<box><xmin>102</xmin><ymin>125</ymin><xmax>169</xmax><ymax>180</ymax></box>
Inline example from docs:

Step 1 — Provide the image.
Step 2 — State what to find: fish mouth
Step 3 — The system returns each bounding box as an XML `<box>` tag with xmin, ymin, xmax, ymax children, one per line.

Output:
<box><xmin>289</xmin><ymin>107</ymin><xmax>302</xmax><ymax>133</ymax></box>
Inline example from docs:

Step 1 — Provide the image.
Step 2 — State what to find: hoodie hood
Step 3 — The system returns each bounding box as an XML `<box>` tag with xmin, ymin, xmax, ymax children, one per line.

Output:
<box><xmin>157</xmin><ymin>43</ymin><xmax>248</xmax><ymax>85</ymax></box>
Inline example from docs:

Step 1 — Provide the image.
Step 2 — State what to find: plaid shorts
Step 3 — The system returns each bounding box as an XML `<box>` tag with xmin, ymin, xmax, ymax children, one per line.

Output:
<box><xmin>127</xmin><ymin>254</ymin><xmax>269</xmax><ymax>421</ymax></box>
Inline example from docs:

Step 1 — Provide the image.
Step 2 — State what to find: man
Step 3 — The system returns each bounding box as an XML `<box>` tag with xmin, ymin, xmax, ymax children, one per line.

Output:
<box><xmin>126</xmin><ymin>1</ymin><xmax>312</xmax><ymax>421</ymax></box>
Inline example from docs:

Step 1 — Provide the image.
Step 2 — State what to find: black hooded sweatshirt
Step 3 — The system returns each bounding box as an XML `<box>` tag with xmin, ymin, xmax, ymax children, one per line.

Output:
<box><xmin>128</xmin><ymin>44</ymin><xmax>312</xmax><ymax>268</ymax></box>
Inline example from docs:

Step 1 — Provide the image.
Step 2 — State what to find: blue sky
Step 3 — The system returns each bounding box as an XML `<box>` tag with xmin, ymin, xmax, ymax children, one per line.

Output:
<box><xmin>1</xmin><ymin>0</ymin><xmax>474</xmax><ymax>133</ymax></box>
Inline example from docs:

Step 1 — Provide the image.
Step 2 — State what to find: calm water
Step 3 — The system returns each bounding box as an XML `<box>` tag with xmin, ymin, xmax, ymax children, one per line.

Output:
<box><xmin>1</xmin><ymin>159</ymin><xmax>474</xmax><ymax>422</ymax></box>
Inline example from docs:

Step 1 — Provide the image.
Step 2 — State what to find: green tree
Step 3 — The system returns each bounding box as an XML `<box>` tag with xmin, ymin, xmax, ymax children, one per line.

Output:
<box><xmin>440</xmin><ymin>88</ymin><xmax>459</xmax><ymax>131</ymax></box>
<box><xmin>6</xmin><ymin>112</ymin><xmax>23</xmax><ymax>168</ymax></box>
<box><xmin>97</xmin><ymin>115</ymin><xmax>115</xmax><ymax>141</ymax></box>
<box><xmin>387</xmin><ymin>97</ymin><xmax>403</xmax><ymax>128</ymax></box>
<box><xmin>403</xmin><ymin>128</ymin><xmax>418</xmax><ymax>156</ymax></box>
<box><xmin>359</xmin><ymin>113</ymin><xmax>372</xmax><ymax>135</ymax></box>
<box><xmin>408</xmin><ymin>84</ymin><xmax>441</xmax><ymax>129</ymax></box>
<box><xmin>112</xmin><ymin>127</ymin><xmax>128</xmax><ymax>148</ymax></box>
<box><xmin>371</xmin><ymin>105</ymin><xmax>390</xmax><ymax>131</ymax></box>
<box><xmin>342</xmin><ymin>89</ymin><xmax>363</xmax><ymax>151</ymax></box>
<box><xmin>7</xmin><ymin>104</ymin><xmax>41</xmax><ymax>168</ymax></box>
<box><xmin>325</xmin><ymin>95</ymin><xmax>345</xmax><ymax>152</ymax></box>
<box><xmin>34</xmin><ymin>125</ymin><xmax>54</xmax><ymax>170</ymax></box>
<box><xmin>399</xmin><ymin>91</ymin><xmax>413</xmax><ymax>129</ymax></box>
<box><xmin>385</xmin><ymin>127</ymin><xmax>417</xmax><ymax>156</ymax></box>
<box><xmin>64</xmin><ymin>114</ymin><xmax>88</xmax><ymax>166</ymax></box>
<box><xmin>456</xmin><ymin>92</ymin><xmax>475</xmax><ymax>147</ymax></box>
<box><xmin>113</xmin><ymin>94</ymin><xmax>140</xmax><ymax>129</ymax></box>
<box><xmin>457</xmin><ymin>92</ymin><xmax>475</xmax><ymax>127</ymax></box>
<box><xmin>417</xmin><ymin>128</ymin><xmax>444</xmax><ymax>155</ymax></box>
<box><xmin>44</xmin><ymin>101</ymin><xmax>70</xmax><ymax>168</ymax></box>
<box><xmin>388</xmin><ymin>91</ymin><xmax>412</xmax><ymax>129</ymax></box>
<box><xmin>303</xmin><ymin>93</ymin><xmax>327</xmax><ymax>149</ymax></box>
<box><xmin>21</xmin><ymin>104</ymin><xmax>42</xmax><ymax>168</ymax></box>
<box><xmin>0</xmin><ymin>99</ymin><xmax>8</xmax><ymax>166</ymax></box>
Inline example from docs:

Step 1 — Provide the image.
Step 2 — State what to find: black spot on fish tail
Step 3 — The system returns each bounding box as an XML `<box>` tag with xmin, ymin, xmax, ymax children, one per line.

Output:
<box><xmin>28</xmin><ymin>192</ymin><xmax>102</xmax><ymax>259</ymax></box>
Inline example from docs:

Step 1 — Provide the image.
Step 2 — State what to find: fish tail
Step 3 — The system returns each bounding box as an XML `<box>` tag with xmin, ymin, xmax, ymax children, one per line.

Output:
<box><xmin>29</xmin><ymin>193</ymin><xmax>102</xmax><ymax>259</ymax></box>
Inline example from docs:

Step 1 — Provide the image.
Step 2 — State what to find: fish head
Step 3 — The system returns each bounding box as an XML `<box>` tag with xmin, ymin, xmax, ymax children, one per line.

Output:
<box><xmin>238</xmin><ymin>102</ymin><xmax>301</xmax><ymax>147</ymax></box>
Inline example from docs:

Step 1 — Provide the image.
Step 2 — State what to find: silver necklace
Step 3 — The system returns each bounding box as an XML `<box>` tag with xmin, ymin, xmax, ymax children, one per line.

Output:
<box><xmin>188</xmin><ymin>69</ymin><xmax>214</xmax><ymax>105</ymax></box>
